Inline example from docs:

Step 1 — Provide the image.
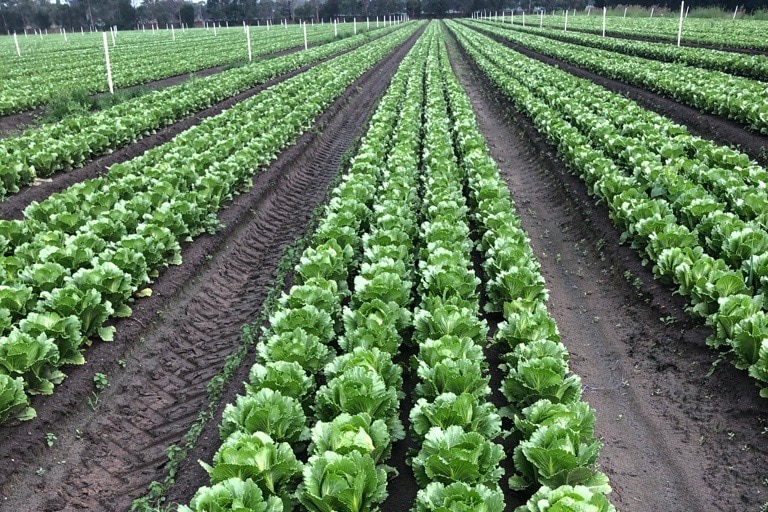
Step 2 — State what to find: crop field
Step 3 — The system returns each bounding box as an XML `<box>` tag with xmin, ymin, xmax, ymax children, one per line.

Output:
<box><xmin>0</xmin><ymin>15</ymin><xmax>766</xmax><ymax>512</ymax></box>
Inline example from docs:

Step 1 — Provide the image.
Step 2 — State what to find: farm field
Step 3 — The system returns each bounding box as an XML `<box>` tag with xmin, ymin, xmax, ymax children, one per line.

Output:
<box><xmin>0</xmin><ymin>17</ymin><xmax>767</xmax><ymax>512</ymax></box>
<box><xmin>0</xmin><ymin>22</ymin><xmax>388</xmax><ymax>115</ymax></box>
<box><xmin>513</xmin><ymin>10</ymin><xmax>768</xmax><ymax>51</ymax></box>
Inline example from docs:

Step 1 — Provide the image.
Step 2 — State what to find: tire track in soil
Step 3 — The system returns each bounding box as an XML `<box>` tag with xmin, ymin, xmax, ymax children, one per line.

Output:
<box><xmin>0</xmin><ymin>27</ymin><xmax>422</xmax><ymax>512</ymax></box>
<box><xmin>472</xmin><ymin>25</ymin><xmax>768</xmax><ymax>168</ymax></box>
<box><xmin>445</xmin><ymin>26</ymin><xmax>768</xmax><ymax>512</ymax></box>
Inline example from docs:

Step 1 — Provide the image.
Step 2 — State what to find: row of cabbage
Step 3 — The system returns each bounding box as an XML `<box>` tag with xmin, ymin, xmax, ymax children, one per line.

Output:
<box><xmin>532</xmin><ymin>13</ymin><xmax>768</xmax><ymax>50</ymax></box>
<box><xmin>0</xmin><ymin>23</ymin><xmax>420</xmax><ymax>425</ymax></box>
<box><xmin>178</xmin><ymin>25</ymin><xmax>431</xmax><ymax>511</ymax></box>
<box><xmin>449</xmin><ymin>21</ymin><xmax>768</xmax><ymax>398</ymax></box>
<box><xmin>406</xmin><ymin>31</ymin><xmax>506</xmax><ymax>510</ymax></box>
<box><xmin>481</xmin><ymin>20</ymin><xmax>768</xmax><ymax>81</ymax></box>
<box><xmin>0</xmin><ymin>25</ymin><xmax>405</xmax><ymax>199</ymax></box>
<box><xmin>0</xmin><ymin>25</ymin><xmax>360</xmax><ymax>76</ymax></box>
<box><xmin>467</xmin><ymin>20</ymin><xmax>768</xmax><ymax>134</ymax></box>
<box><xmin>0</xmin><ymin>24</ymin><xmax>374</xmax><ymax>115</ymax></box>
<box><xmin>177</xmin><ymin>22</ymin><xmax>616</xmax><ymax>511</ymax></box>
<box><xmin>432</xmin><ymin>27</ymin><xmax>614</xmax><ymax>511</ymax></box>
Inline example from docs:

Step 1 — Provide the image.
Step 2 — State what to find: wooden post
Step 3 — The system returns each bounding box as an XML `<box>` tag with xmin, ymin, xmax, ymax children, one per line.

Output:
<box><xmin>522</xmin><ymin>11</ymin><xmax>525</xmax><ymax>26</ymax></box>
<box><xmin>564</xmin><ymin>9</ymin><xmax>568</xmax><ymax>31</ymax></box>
<box><xmin>102</xmin><ymin>32</ymin><xmax>114</xmax><ymax>94</ymax></box>
<box><xmin>354</xmin><ymin>17</ymin><xmax>356</xmax><ymax>34</ymax></box>
<box><xmin>540</xmin><ymin>10</ymin><xmax>543</xmax><ymax>27</ymax></box>
<box><xmin>677</xmin><ymin>1</ymin><xmax>684</xmax><ymax>46</ymax></box>
<box><xmin>733</xmin><ymin>5</ymin><xmax>739</xmax><ymax>18</ymax></box>
<box><xmin>650</xmin><ymin>7</ymin><xmax>654</xmax><ymax>17</ymax></box>
<box><xmin>303</xmin><ymin>21</ymin><xmax>307</xmax><ymax>49</ymax></box>
<box><xmin>602</xmin><ymin>7</ymin><xmax>606</xmax><ymax>36</ymax></box>
<box><xmin>246</xmin><ymin>25</ymin><xmax>252</xmax><ymax>61</ymax></box>
<box><xmin>63</xmin><ymin>27</ymin><xmax>67</xmax><ymax>41</ymax></box>
<box><xmin>13</xmin><ymin>32</ymin><xmax>20</xmax><ymax>56</ymax></box>
<box><xmin>624</xmin><ymin>7</ymin><xmax>627</xmax><ymax>17</ymax></box>
<box><xmin>172</xmin><ymin>24</ymin><xmax>176</xmax><ymax>40</ymax></box>
<box><xmin>367</xmin><ymin>17</ymin><xmax>369</xmax><ymax>29</ymax></box>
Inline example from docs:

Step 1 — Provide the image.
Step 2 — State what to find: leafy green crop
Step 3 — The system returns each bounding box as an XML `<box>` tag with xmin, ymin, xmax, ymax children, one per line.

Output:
<box><xmin>412</xmin><ymin>482</ymin><xmax>505</xmax><ymax>512</ymax></box>
<box><xmin>199</xmin><ymin>431</ymin><xmax>302</xmax><ymax>500</ymax></box>
<box><xmin>298</xmin><ymin>450</ymin><xmax>388</xmax><ymax>512</ymax></box>
<box><xmin>219</xmin><ymin>389</ymin><xmax>308</xmax><ymax>443</ymax></box>
<box><xmin>438</xmin><ymin>24</ymin><xmax>614</xmax><ymax>508</ymax></box>
<box><xmin>179</xmin><ymin>24</ymin><xmax>429</xmax><ymax>510</ymax></box>
<box><xmin>0</xmin><ymin>22</ymin><xmax>420</xmax><ymax>424</ymax></box>
<box><xmin>451</xmin><ymin>19</ymin><xmax>768</xmax><ymax>398</ymax></box>
<box><xmin>412</xmin><ymin>426</ymin><xmax>505</xmax><ymax>488</ymax></box>
<box><xmin>178</xmin><ymin>477</ymin><xmax>285</xmax><ymax>512</ymax></box>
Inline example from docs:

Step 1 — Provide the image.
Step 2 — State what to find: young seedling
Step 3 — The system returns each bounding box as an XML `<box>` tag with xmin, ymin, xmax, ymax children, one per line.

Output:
<box><xmin>93</xmin><ymin>372</ymin><xmax>109</xmax><ymax>391</ymax></box>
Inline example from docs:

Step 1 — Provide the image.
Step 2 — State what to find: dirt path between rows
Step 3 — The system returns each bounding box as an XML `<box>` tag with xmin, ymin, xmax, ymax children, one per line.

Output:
<box><xmin>473</xmin><ymin>26</ymin><xmax>768</xmax><ymax>168</ymax></box>
<box><xmin>0</xmin><ymin>28</ymin><xmax>421</xmax><ymax>512</ymax></box>
<box><xmin>446</xmin><ymin>25</ymin><xmax>768</xmax><ymax>512</ymax></box>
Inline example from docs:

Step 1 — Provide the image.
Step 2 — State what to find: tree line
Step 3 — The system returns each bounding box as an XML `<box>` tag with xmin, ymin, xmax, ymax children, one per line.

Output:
<box><xmin>1</xmin><ymin>0</ymin><xmax>763</xmax><ymax>34</ymax></box>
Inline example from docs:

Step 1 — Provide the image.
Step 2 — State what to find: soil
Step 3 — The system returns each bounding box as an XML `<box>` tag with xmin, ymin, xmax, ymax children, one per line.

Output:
<box><xmin>446</xmin><ymin>25</ymin><xmax>768</xmax><ymax>512</ymax></box>
<box><xmin>473</xmin><ymin>26</ymin><xmax>768</xmax><ymax>169</ymax></box>
<box><xmin>0</xmin><ymin>27</ymin><xmax>422</xmax><ymax>512</ymax></box>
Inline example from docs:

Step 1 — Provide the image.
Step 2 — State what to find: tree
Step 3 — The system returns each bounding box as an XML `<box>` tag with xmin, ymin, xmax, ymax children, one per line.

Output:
<box><xmin>111</xmin><ymin>0</ymin><xmax>136</xmax><ymax>28</ymax></box>
<box><xmin>422</xmin><ymin>0</ymin><xmax>446</xmax><ymax>15</ymax></box>
<box><xmin>180</xmin><ymin>2</ymin><xmax>194</xmax><ymax>24</ymax></box>
<box><xmin>33</xmin><ymin>7</ymin><xmax>49</xmax><ymax>28</ymax></box>
<box><xmin>255</xmin><ymin>0</ymin><xmax>275</xmax><ymax>20</ymax></box>
<box><xmin>320</xmin><ymin>0</ymin><xmax>339</xmax><ymax>17</ymax></box>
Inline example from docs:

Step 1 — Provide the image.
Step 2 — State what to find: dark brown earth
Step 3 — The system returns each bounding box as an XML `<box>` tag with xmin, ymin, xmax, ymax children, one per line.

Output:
<box><xmin>0</xmin><ymin>27</ymin><xmax>421</xmax><ymax>512</ymax></box>
<box><xmin>446</xmin><ymin>24</ymin><xmax>768</xmax><ymax>512</ymax></box>
<box><xmin>473</xmin><ymin>25</ymin><xmax>768</xmax><ymax>169</ymax></box>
